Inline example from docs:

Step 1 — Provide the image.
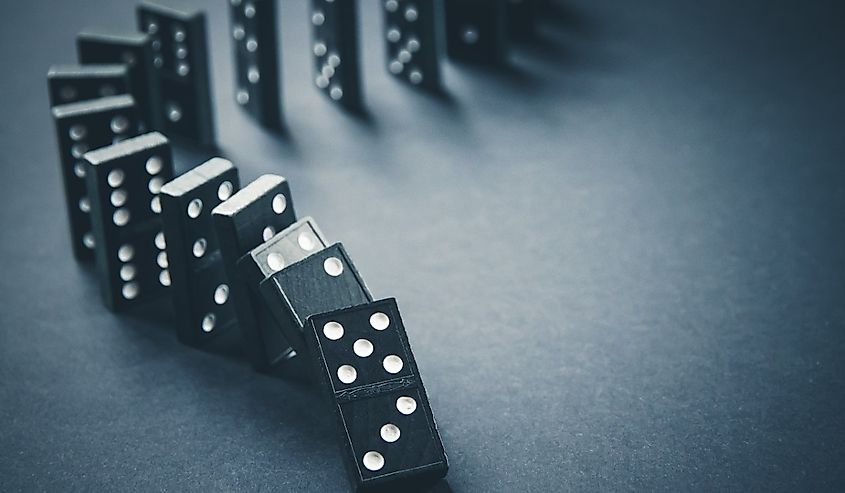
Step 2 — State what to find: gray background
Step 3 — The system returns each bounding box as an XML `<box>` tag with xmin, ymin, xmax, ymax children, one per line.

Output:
<box><xmin>1</xmin><ymin>0</ymin><xmax>844</xmax><ymax>491</ymax></box>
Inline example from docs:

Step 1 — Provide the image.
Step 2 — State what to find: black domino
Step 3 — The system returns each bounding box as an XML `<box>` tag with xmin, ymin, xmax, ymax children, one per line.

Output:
<box><xmin>160</xmin><ymin>158</ymin><xmax>241</xmax><ymax>345</ymax></box>
<box><xmin>51</xmin><ymin>95</ymin><xmax>143</xmax><ymax>262</ymax></box>
<box><xmin>310</xmin><ymin>0</ymin><xmax>362</xmax><ymax>109</ymax></box>
<box><xmin>258</xmin><ymin>243</ymin><xmax>372</xmax><ymax>356</ymax></box>
<box><xmin>383</xmin><ymin>0</ymin><xmax>441</xmax><ymax>89</ymax></box>
<box><xmin>83</xmin><ymin>132</ymin><xmax>175</xmax><ymax>311</ymax></box>
<box><xmin>229</xmin><ymin>0</ymin><xmax>283</xmax><ymax>128</ymax></box>
<box><xmin>137</xmin><ymin>1</ymin><xmax>215</xmax><ymax>146</ymax></box>
<box><xmin>507</xmin><ymin>0</ymin><xmax>538</xmax><ymax>40</ymax></box>
<box><xmin>304</xmin><ymin>298</ymin><xmax>448</xmax><ymax>491</ymax></box>
<box><xmin>444</xmin><ymin>0</ymin><xmax>509</xmax><ymax>64</ymax></box>
<box><xmin>76</xmin><ymin>29</ymin><xmax>161</xmax><ymax>132</ymax></box>
<box><xmin>237</xmin><ymin>217</ymin><xmax>329</xmax><ymax>365</ymax></box>
<box><xmin>211</xmin><ymin>175</ymin><xmax>298</xmax><ymax>371</ymax></box>
<box><xmin>47</xmin><ymin>64</ymin><xmax>130</xmax><ymax>107</ymax></box>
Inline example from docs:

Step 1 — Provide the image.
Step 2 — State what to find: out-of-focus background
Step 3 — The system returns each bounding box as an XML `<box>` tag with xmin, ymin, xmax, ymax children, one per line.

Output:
<box><xmin>1</xmin><ymin>1</ymin><xmax>844</xmax><ymax>491</ymax></box>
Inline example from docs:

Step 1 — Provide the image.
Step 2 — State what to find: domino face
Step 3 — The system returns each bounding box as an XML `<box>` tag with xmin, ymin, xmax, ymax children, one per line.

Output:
<box><xmin>160</xmin><ymin>158</ymin><xmax>241</xmax><ymax>345</ymax></box>
<box><xmin>259</xmin><ymin>243</ymin><xmax>372</xmax><ymax>356</ymax></box>
<box><xmin>83</xmin><ymin>132</ymin><xmax>175</xmax><ymax>311</ymax></box>
<box><xmin>76</xmin><ymin>29</ymin><xmax>161</xmax><ymax>131</ymax></box>
<box><xmin>237</xmin><ymin>217</ymin><xmax>328</xmax><ymax>365</ymax></box>
<box><xmin>444</xmin><ymin>0</ymin><xmax>508</xmax><ymax>64</ymax></box>
<box><xmin>506</xmin><ymin>0</ymin><xmax>538</xmax><ymax>40</ymax></box>
<box><xmin>47</xmin><ymin>64</ymin><xmax>130</xmax><ymax>107</ymax></box>
<box><xmin>383</xmin><ymin>0</ymin><xmax>441</xmax><ymax>89</ymax></box>
<box><xmin>138</xmin><ymin>1</ymin><xmax>215</xmax><ymax>146</ymax></box>
<box><xmin>212</xmin><ymin>175</ymin><xmax>297</xmax><ymax>370</ymax></box>
<box><xmin>229</xmin><ymin>0</ymin><xmax>283</xmax><ymax>128</ymax></box>
<box><xmin>310</xmin><ymin>0</ymin><xmax>362</xmax><ymax>109</ymax></box>
<box><xmin>52</xmin><ymin>95</ymin><xmax>143</xmax><ymax>262</ymax></box>
<box><xmin>304</xmin><ymin>298</ymin><xmax>448</xmax><ymax>491</ymax></box>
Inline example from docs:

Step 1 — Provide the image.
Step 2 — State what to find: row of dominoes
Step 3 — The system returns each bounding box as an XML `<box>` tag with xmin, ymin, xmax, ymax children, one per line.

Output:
<box><xmin>50</xmin><ymin>1</ymin><xmax>548</xmax><ymax>150</ymax></box>
<box><xmin>236</xmin><ymin>0</ymin><xmax>549</xmax><ymax>119</ymax></box>
<box><xmin>50</xmin><ymin>125</ymin><xmax>448</xmax><ymax>491</ymax></box>
<box><xmin>47</xmin><ymin>4</ymin><xmax>454</xmax><ymax>489</ymax></box>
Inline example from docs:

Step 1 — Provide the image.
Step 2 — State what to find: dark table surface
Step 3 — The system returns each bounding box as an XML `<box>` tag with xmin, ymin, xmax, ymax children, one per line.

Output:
<box><xmin>2</xmin><ymin>0</ymin><xmax>844</xmax><ymax>491</ymax></box>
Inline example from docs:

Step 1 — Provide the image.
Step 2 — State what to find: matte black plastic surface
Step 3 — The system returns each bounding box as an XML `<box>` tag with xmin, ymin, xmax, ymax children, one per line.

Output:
<box><xmin>137</xmin><ymin>1</ymin><xmax>215</xmax><ymax>146</ymax></box>
<box><xmin>444</xmin><ymin>0</ymin><xmax>508</xmax><ymax>64</ymax></box>
<box><xmin>506</xmin><ymin>0</ymin><xmax>538</xmax><ymax>40</ymax></box>
<box><xmin>259</xmin><ymin>242</ymin><xmax>372</xmax><ymax>355</ymax></box>
<box><xmin>229</xmin><ymin>0</ymin><xmax>282</xmax><ymax>128</ymax></box>
<box><xmin>160</xmin><ymin>157</ymin><xmax>241</xmax><ymax>345</ymax></box>
<box><xmin>211</xmin><ymin>175</ymin><xmax>297</xmax><ymax>370</ymax></box>
<box><xmin>304</xmin><ymin>299</ymin><xmax>448</xmax><ymax>492</ymax></box>
<box><xmin>76</xmin><ymin>29</ymin><xmax>161</xmax><ymax>131</ymax></box>
<box><xmin>47</xmin><ymin>64</ymin><xmax>130</xmax><ymax>107</ymax></box>
<box><xmin>51</xmin><ymin>95</ymin><xmax>143</xmax><ymax>262</ymax></box>
<box><xmin>383</xmin><ymin>0</ymin><xmax>441</xmax><ymax>90</ymax></box>
<box><xmin>84</xmin><ymin>131</ymin><xmax>174</xmax><ymax>311</ymax></box>
<box><xmin>310</xmin><ymin>0</ymin><xmax>362</xmax><ymax>109</ymax></box>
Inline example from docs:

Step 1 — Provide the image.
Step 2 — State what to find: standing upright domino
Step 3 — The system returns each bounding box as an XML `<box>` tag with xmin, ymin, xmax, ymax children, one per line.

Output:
<box><xmin>304</xmin><ymin>298</ymin><xmax>448</xmax><ymax>491</ymax></box>
<box><xmin>383</xmin><ymin>0</ymin><xmax>442</xmax><ymax>90</ymax></box>
<box><xmin>160</xmin><ymin>158</ymin><xmax>241</xmax><ymax>345</ymax></box>
<box><xmin>310</xmin><ymin>0</ymin><xmax>362</xmax><ymax>109</ymax></box>
<box><xmin>137</xmin><ymin>1</ymin><xmax>215</xmax><ymax>146</ymax></box>
<box><xmin>52</xmin><ymin>95</ymin><xmax>143</xmax><ymax>262</ymax></box>
<box><xmin>444</xmin><ymin>0</ymin><xmax>509</xmax><ymax>64</ymax></box>
<box><xmin>77</xmin><ymin>29</ymin><xmax>161</xmax><ymax>131</ymax></box>
<box><xmin>211</xmin><ymin>175</ymin><xmax>298</xmax><ymax>371</ymax></box>
<box><xmin>229</xmin><ymin>0</ymin><xmax>283</xmax><ymax>129</ymax></box>
<box><xmin>83</xmin><ymin>132</ymin><xmax>175</xmax><ymax>311</ymax></box>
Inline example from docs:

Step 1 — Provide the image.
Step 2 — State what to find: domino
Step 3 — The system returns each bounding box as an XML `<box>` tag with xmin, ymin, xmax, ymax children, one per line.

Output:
<box><xmin>160</xmin><ymin>158</ymin><xmax>241</xmax><ymax>345</ymax></box>
<box><xmin>51</xmin><ymin>95</ymin><xmax>143</xmax><ymax>262</ymax></box>
<box><xmin>507</xmin><ymin>0</ymin><xmax>538</xmax><ymax>40</ymax></box>
<box><xmin>383</xmin><ymin>0</ymin><xmax>441</xmax><ymax>90</ymax></box>
<box><xmin>76</xmin><ymin>29</ymin><xmax>161</xmax><ymax>131</ymax></box>
<box><xmin>237</xmin><ymin>217</ymin><xmax>329</xmax><ymax>366</ymax></box>
<box><xmin>229</xmin><ymin>0</ymin><xmax>283</xmax><ymax>129</ymax></box>
<box><xmin>211</xmin><ymin>175</ymin><xmax>298</xmax><ymax>371</ymax></box>
<box><xmin>310</xmin><ymin>0</ymin><xmax>362</xmax><ymax>109</ymax></box>
<box><xmin>304</xmin><ymin>298</ymin><xmax>448</xmax><ymax>491</ymax></box>
<box><xmin>258</xmin><ymin>243</ymin><xmax>372</xmax><ymax>356</ymax></box>
<box><xmin>47</xmin><ymin>64</ymin><xmax>130</xmax><ymax>107</ymax></box>
<box><xmin>444</xmin><ymin>0</ymin><xmax>509</xmax><ymax>64</ymax></box>
<box><xmin>83</xmin><ymin>132</ymin><xmax>175</xmax><ymax>311</ymax></box>
<box><xmin>138</xmin><ymin>1</ymin><xmax>215</xmax><ymax>146</ymax></box>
